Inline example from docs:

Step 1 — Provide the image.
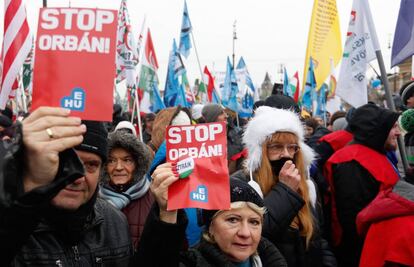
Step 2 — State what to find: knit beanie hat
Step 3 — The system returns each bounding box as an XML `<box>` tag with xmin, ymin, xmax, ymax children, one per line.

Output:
<box><xmin>201</xmin><ymin>178</ymin><xmax>264</xmax><ymax>227</ymax></box>
<box><xmin>332</xmin><ymin>117</ymin><xmax>348</xmax><ymax>131</ymax></box>
<box><xmin>264</xmin><ymin>94</ymin><xmax>300</xmax><ymax>114</ymax></box>
<box><xmin>0</xmin><ymin>114</ymin><xmax>12</xmax><ymax>128</ymax></box>
<box><xmin>401</xmin><ymin>109</ymin><xmax>414</xmax><ymax>133</ymax></box>
<box><xmin>202</xmin><ymin>104</ymin><xmax>224</xmax><ymax>123</ymax></box>
<box><xmin>400</xmin><ymin>81</ymin><xmax>414</xmax><ymax>105</ymax></box>
<box><xmin>75</xmin><ymin>121</ymin><xmax>108</xmax><ymax>162</ymax></box>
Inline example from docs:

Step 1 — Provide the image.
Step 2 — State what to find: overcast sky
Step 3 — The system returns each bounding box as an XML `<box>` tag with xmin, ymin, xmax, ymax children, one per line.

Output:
<box><xmin>3</xmin><ymin>0</ymin><xmax>401</xmax><ymax>89</ymax></box>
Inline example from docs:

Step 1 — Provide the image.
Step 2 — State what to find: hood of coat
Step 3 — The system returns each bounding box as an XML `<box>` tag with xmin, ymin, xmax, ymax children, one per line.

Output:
<box><xmin>243</xmin><ymin>106</ymin><xmax>315</xmax><ymax>173</ymax></box>
<box><xmin>357</xmin><ymin>180</ymin><xmax>414</xmax><ymax>236</ymax></box>
<box><xmin>101</xmin><ymin>131</ymin><xmax>151</xmax><ymax>185</ymax></box>
<box><xmin>348</xmin><ymin>104</ymin><xmax>399</xmax><ymax>153</ymax></box>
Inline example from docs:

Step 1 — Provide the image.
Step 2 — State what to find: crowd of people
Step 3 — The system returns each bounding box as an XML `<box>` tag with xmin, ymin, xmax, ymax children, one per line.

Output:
<box><xmin>1</xmin><ymin>82</ymin><xmax>414</xmax><ymax>266</ymax></box>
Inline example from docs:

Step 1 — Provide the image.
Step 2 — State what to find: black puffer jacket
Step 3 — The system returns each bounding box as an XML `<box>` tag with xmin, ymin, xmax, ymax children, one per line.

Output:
<box><xmin>231</xmin><ymin>171</ymin><xmax>337</xmax><ymax>267</ymax></box>
<box><xmin>137</xmin><ymin>205</ymin><xmax>287</xmax><ymax>267</ymax></box>
<box><xmin>0</xmin><ymin>126</ymin><xmax>133</xmax><ymax>266</ymax></box>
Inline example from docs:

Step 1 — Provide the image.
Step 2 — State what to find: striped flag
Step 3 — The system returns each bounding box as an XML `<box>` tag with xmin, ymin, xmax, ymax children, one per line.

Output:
<box><xmin>0</xmin><ymin>0</ymin><xmax>32</xmax><ymax>109</ymax></box>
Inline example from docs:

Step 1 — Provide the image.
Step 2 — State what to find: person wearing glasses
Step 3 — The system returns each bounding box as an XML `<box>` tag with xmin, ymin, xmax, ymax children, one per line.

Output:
<box><xmin>99</xmin><ymin>130</ymin><xmax>153</xmax><ymax>250</ymax></box>
<box><xmin>232</xmin><ymin>106</ymin><xmax>336</xmax><ymax>267</ymax></box>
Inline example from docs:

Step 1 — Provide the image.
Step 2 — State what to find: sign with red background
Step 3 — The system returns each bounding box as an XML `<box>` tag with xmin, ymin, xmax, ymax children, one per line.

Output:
<box><xmin>166</xmin><ymin>122</ymin><xmax>230</xmax><ymax>210</ymax></box>
<box><xmin>32</xmin><ymin>8</ymin><xmax>117</xmax><ymax>121</ymax></box>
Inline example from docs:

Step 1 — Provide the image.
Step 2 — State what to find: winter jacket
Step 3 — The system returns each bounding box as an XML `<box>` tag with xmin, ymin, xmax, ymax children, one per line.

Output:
<box><xmin>100</xmin><ymin>130</ymin><xmax>154</xmax><ymax>249</ymax></box>
<box><xmin>122</xmin><ymin>192</ymin><xmax>154</xmax><ymax>249</ymax></box>
<box><xmin>324</xmin><ymin>104</ymin><xmax>400</xmax><ymax>267</ymax></box>
<box><xmin>357</xmin><ymin>180</ymin><xmax>414</xmax><ymax>267</ymax></box>
<box><xmin>232</xmin><ymin>171</ymin><xmax>337</xmax><ymax>267</ymax></box>
<box><xmin>137</xmin><ymin>205</ymin><xmax>287</xmax><ymax>267</ymax></box>
<box><xmin>0</xmin><ymin>127</ymin><xmax>134</xmax><ymax>266</ymax></box>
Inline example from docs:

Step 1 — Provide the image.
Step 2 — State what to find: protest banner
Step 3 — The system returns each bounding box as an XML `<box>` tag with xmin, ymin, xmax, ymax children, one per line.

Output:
<box><xmin>31</xmin><ymin>8</ymin><xmax>118</xmax><ymax>121</ymax></box>
<box><xmin>166</xmin><ymin>122</ymin><xmax>230</xmax><ymax>210</ymax></box>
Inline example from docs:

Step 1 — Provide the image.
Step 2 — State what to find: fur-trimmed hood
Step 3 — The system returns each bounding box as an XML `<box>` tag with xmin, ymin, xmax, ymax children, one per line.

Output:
<box><xmin>101</xmin><ymin>131</ymin><xmax>151</xmax><ymax>185</ymax></box>
<box><xmin>243</xmin><ymin>106</ymin><xmax>315</xmax><ymax>173</ymax></box>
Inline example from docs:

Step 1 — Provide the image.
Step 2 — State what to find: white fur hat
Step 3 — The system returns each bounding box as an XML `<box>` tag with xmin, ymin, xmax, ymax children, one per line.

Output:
<box><xmin>243</xmin><ymin>106</ymin><xmax>315</xmax><ymax>173</ymax></box>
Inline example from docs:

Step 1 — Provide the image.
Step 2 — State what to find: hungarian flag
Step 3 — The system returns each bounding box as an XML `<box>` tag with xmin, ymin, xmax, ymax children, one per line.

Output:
<box><xmin>115</xmin><ymin>0</ymin><xmax>138</xmax><ymax>87</ymax></box>
<box><xmin>137</xmin><ymin>28</ymin><xmax>165</xmax><ymax>113</ymax></box>
<box><xmin>290</xmin><ymin>71</ymin><xmax>300</xmax><ymax>103</ymax></box>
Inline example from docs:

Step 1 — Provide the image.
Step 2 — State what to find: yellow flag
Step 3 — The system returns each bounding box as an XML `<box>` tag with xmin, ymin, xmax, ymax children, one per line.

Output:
<box><xmin>303</xmin><ymin>0</ymin><xmax>342</xmax><ymax>92</ymax></box>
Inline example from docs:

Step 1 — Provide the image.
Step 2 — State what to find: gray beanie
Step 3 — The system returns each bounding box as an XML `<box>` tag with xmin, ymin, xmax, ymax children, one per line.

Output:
<box><xmin>332</xmin><ymin>117</ymin><xmax>348</xmax><ymax>131</ymax></box>
<box><xmin>202</xmin><ymin>104</ymin><xmax>224</xmax><ymax>123</ymax></box>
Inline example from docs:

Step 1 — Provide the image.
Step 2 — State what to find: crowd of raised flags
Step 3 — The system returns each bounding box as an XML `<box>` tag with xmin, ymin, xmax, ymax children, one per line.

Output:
<box><xmin>2</xmin><ymin>0</ymin><xmax>414</xmax><ymax>119</ymax></box>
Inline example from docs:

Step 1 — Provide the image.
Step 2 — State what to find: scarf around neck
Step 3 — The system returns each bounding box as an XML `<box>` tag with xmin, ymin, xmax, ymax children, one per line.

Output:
<box><xmin>99</xmin><ymin>177</ymin><xmax>150</xmax><ymax>209</ymax></box>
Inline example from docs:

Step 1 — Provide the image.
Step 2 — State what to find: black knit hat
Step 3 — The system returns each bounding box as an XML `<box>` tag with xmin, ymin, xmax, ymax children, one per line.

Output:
<box><xmin>0</xmin><ymin>114</ymin><xmax>12</xmax><ymax>128</ymax></box>
<box><xmin>201</xmin><ymin>178</ymin><xmax>264</xmax><ymax>227</ymax></box>
<box><xmin>264</xmin><ymin>94</ymin><xmax>300</xmax><ymax>114</ymax></box>
<box><xmin>75</xmin><ymin>120</ymin><xmax>108</xmax><ymax>162</ymax></box>
<box><xmin>399</xmin><ymin>81</ymin><xmax>414</xmax><ymax>105</ymax></box>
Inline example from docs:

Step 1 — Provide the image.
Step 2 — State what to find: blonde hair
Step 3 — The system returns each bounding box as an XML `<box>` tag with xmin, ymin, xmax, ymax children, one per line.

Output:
<box><xmin>203</xmin><ymin>201</ymin><xmax>266</xmax><ymax>243</ymax></box>
<box><xmin>254</xmin><ymin>132</ymin><xmax>314</xmax><ymax>247</ymax></box>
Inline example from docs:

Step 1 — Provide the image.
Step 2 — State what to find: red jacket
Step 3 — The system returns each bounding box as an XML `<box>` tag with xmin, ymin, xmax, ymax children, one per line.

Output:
<box><xmin>357</xmin><ymin>181</ymin><xmax>414</xmax><ymax>267</ymax></box>
<box><xmin>318</xmin><ymin>129</ymin><xmax>353</xmax><ymax>152</ymax></box>
<box><xmin>324</xmin><ymin>144</ymin><xmax>399</xmax><ymax>246</ymax></box>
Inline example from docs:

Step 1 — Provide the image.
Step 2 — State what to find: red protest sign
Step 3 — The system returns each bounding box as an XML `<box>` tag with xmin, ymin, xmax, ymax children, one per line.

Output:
<box><xmin>166</xmin><ymin>122</ymin><xmax>230</xmax><ymax>210</ymax></box>
<box><xmin>31</xmin><ymin>8</ymin><xmax>117</xmax><ymax>121</ymax></box>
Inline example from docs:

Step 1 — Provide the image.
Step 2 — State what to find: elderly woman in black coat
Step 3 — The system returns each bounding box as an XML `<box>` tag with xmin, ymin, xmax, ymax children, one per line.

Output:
<box><xmin>136</xmin><ymin>163</ymin><xmax>287</xmax><ymax>267</ymax></box>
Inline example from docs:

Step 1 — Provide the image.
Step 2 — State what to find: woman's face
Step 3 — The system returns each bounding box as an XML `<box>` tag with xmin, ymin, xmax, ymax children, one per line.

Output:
<box><xmin>266</xmin><ymin>132</ymin><xmax>299</xmax><ymax>161</ymax></box>
<box><xmin>106</xmin><ymin>148</ymin><xmax>136</xmax><ymax>185</ymax></box>
<box><xmin>209</xmin><ymin>206</ymin><xmax>262</xmax><ymax>262</ymax></box>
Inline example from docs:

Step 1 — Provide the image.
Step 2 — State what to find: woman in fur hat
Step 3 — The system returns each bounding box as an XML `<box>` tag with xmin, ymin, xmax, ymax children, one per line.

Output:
<box><xmin>233</xmin><ymin>106</ymin><xmax>336</xmax><ymax>267</ymax></box>
<box><xmin>99</xmin><ymin>131</ymin><xmax>153</xmax><ymax>250</ymax></box>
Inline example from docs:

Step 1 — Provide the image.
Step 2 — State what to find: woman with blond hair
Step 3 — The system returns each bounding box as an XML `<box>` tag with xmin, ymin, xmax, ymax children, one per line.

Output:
<box><xmin>232</xmin><ymin>106</ymin><xmax>336</xmax><ymax>267</ymax></box>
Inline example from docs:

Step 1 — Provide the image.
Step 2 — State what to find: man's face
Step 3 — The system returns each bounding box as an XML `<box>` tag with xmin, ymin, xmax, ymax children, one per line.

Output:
<box><xmin>384</xmin><ymin>122</ymin><xmax>401</xmax><ymax>151</ymax></box>
<box><xmin>406</xmin><ymin>95</ymin><xmax>414</xmax><ymax>108</ymax></box>
<box><xmin>50</xmin><ymin>150</ymin><xmax>102</xmax><ymax>210</ymax></box>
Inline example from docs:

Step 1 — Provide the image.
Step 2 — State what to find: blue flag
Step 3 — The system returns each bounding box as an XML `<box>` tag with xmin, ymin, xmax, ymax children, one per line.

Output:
<box><xmin>236</xmin><ymin>57</ymin><xmax>255</xmax><ymax>94</ymax></box>
<box><xmin>315</xmin><ymin>83</ymin><xmax>328</xmax><ymax>116</ymax></box>
<box><xmin>178</xmin><ymin>0</ymin><xmax>192</xmax><ymax>59</ymax></box>
<box><xmin>236</xmin><ymin>57</ymin><xmax>255</xmax><ymax>117</ymax></box>
<box><xmin>152</xmin><ymin>82</ymin><xmax>166</xmax><ymax>113</ymax></box>
<box><xmin>283</xmin><ymin>67</ymin><xmax>292</xmax><ymax>97</ymax></box>
<box><xmin>222</xmin><ymin>57</ymin><xmax>239</xmax><ymax>111</ymax></box>
<box><xmin>212</xmin><ymin>89</ymin><xmax>221</xmax><ymax>104</ymax></box>
<box><xmin>391</xmin><ymin>0</ymin><xmax>414</xmax><ymax>67</ymax></box>
<box><xmin>164</xmin><ymin>39</ymin><xmax>188</xmax><ymax>107</ymax></box>
<box><xmin>302</xmin><ymin>57</ymin><xmax>316</xmax><ymax>111</ymax></box>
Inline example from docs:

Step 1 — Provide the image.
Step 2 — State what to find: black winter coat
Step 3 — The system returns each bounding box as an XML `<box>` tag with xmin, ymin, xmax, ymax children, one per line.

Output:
<box><xmin>0</xmin><ymin>127</ymin><xmax>134</xmax><ymax>266</ymax></box>
<box><xmin>137</xmin><ymin>205</ymin><xmax>287</xmax><ymax>267</ymax></box>
<box><xmin>231</xmin><ymin>170</ymin><xmax>337</xmax><ymax>267</ymax></box>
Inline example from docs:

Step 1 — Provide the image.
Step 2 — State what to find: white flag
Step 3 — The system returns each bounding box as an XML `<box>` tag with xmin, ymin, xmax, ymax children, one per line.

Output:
<box><xmin>336</xmin><ymin>0</ymin><xmax>377</xmax><ymax>108</ymax></box>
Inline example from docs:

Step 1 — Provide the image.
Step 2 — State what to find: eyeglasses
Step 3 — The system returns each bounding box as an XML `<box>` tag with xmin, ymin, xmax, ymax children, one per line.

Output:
<box><xmin>266</xmin><ymin>143</ymin><xmax>300</xmax><ymax>154</ymax></box>
<box><xmin>107</xmin><ymin>157</ymin><xmax>135</xmax><ymax>167</ymax></box>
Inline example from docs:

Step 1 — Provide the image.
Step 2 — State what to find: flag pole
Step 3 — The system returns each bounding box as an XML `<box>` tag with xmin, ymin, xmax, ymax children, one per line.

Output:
<box><xmin>190</xmin><ymin>32</ymin><xmax>204</xmax><ymax>98</ymax></box>
<box><xmin>362</xmin><ymin>0</ymin><xmax>409</xmax><ymax>174</ymax></box>
<box><xmin>134</xmin><ymin>89</ymin><xmax>143</xmax><ymax>142</ymax></box>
